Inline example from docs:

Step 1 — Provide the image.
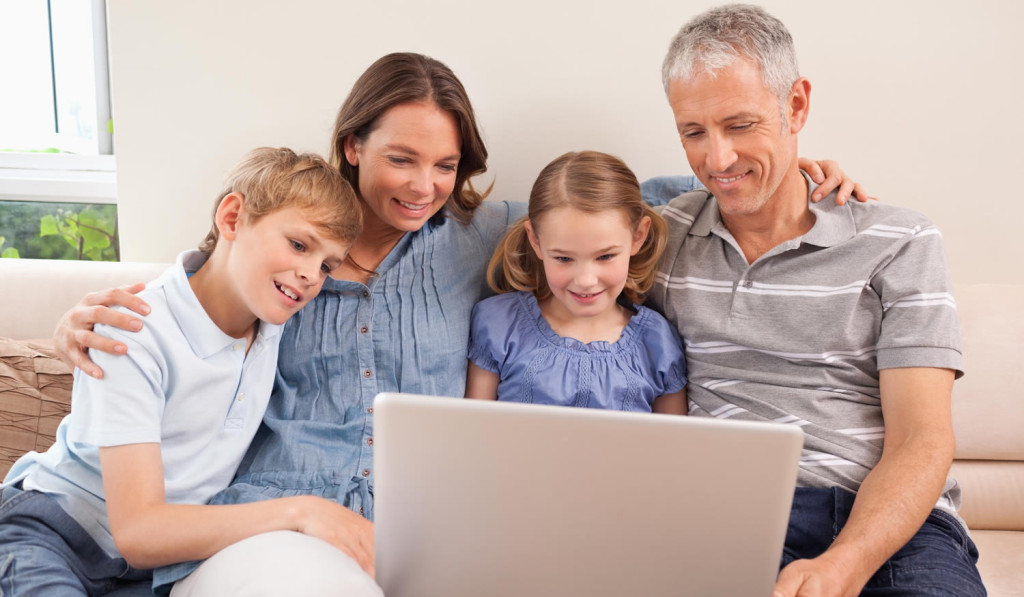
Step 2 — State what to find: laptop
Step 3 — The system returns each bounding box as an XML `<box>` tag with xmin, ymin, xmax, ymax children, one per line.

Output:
<box><xmin>373</xmin><ymin>392</ymin><xmax>803</xmax><ymax>597</ymax></box>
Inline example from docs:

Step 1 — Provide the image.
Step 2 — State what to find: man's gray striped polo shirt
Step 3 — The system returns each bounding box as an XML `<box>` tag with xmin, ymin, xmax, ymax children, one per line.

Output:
<box><xmin>649</xmin><ymin>182</ymin><xmax>964</xmax><ymax>514</ymax></box>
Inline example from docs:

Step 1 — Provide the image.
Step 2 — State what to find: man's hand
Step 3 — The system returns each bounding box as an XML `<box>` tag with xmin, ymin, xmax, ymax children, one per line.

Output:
<box><xmin>53</xmin><ymin>283</ymin><xmax>151</xmax><ymax>378</ymax></box>
<box><xmin>774</xmin><ymin>553</ymin><xmax>864</xmax><ymax>597</ymax></box>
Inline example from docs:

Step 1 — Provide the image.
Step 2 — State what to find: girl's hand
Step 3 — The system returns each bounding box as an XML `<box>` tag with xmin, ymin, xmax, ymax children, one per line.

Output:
<box><xmin>798</xmin><ymin>158</ymin><xmax>874</xmax><ymax>205</ymax></box>
<box><xmin>53</xmin><ymin>283</ymin><xmax>151</xmax><ymax>379</ymax></box>
<box><xmin>293</xmin><ymin>496</ymin><xmax>376</xmax><ymax>578</ymax></box>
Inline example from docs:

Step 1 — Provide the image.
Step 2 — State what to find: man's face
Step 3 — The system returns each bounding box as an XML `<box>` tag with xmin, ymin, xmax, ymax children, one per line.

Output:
<box><xmin>667</xmin><ymin>59</ymin><xmax>804</xmax><ymax>217</ymax></box>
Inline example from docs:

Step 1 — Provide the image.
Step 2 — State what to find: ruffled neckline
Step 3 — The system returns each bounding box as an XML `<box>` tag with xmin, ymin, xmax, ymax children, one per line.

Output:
<box><xmin>515</xmin><ymin>291</ymin><xmax>646</xmax><ymax>355</ymax></box>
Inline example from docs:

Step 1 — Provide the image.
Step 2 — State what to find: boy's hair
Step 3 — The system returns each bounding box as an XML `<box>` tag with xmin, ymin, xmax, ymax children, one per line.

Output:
<box><xmin>199</xmin><ymin>147</ymin><xmax>362</xmax><ymax>253</ymax></box>
<box><xmin>487</xmin><ymin>150</ymin><xmax>668</xmax><ymax>304</ymax></box>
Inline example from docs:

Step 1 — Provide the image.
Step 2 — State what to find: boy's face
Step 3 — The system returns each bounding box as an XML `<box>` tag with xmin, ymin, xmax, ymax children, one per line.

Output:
<box><xmin>229</xmin><ymin>205</ymin><xmax>350</xmax><ymax>325</ymax></box>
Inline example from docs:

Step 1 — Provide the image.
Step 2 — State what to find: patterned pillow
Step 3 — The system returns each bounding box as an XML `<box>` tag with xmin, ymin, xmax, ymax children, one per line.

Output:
<box><xmin>0</xmin><ymin>337</ymin><xmax>73</xmax><ymax>479</ymax></box>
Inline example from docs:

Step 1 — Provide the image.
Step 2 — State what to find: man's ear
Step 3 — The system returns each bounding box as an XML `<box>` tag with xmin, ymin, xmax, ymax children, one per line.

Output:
<box><xmin>342</xmin><ymin>134</ymin><xmax>361</xmax><ymax>167</ymax></box>
<box><xmin>524</xmin><ymin>220</ymin><xmax>543</xmax><ymax>259</ymax></box>
<box><xmin>787</xmin><ymin>78</ymin><xmax>811</xmax><ymax>135</ymax></box>
<box><xmin>215</xmin><ymin>192</ymin><xmax>245</xmax><ymax>241</ymax></box>
<box><xmin>630</xmin><ymin>215</ymin><xmax>652</xmax><ymax>256</ymax></box>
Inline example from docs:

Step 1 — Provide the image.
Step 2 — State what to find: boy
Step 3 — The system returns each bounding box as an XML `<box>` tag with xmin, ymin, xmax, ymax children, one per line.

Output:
<box><xmin>0</xmin><ymin>147</ymin><xmax>367</xmax><ymax>595</ymax></box>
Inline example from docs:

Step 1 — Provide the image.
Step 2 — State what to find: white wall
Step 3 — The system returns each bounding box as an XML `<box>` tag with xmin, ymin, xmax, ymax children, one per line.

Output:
<box><xmin>108</xmin><ymin>0</ymin><xmax>1024</xmax><ymax>285</ymax></box>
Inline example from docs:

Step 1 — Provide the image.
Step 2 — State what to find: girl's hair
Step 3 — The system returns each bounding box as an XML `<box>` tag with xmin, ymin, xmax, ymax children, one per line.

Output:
<box><xmin>328</xmin><ymin>52</ymin><xmax>490</xmax><ymax>225</ymax></box>
<box><xmin>198</xmin><ymin>147</ymin><xmax>362</xmax><ymax>253</ymax></box>
<box><xmin>487</xmin><ymin>150</ymin><xmax>668</xmax><ymax>304</ymax></box>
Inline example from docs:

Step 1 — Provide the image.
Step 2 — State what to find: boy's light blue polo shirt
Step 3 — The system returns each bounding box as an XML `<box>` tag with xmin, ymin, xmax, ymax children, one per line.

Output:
<box><xmin>5</xmin><ymin>250</ymin><xmax>282</xmax><ymax>556</ymax></box>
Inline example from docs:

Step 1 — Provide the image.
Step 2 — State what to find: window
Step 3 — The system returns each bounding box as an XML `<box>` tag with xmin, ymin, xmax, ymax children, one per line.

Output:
<box><xmin>0</xmin><ymin>0</ymin><xmax>118</xmax><ymax>261</ymax></box>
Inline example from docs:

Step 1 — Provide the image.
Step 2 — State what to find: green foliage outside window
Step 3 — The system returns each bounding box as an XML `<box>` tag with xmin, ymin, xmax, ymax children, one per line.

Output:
<box><xmin>0</xmin><ymin>202</ymin><xmax>119</xmax><ymax>261</ymax></box>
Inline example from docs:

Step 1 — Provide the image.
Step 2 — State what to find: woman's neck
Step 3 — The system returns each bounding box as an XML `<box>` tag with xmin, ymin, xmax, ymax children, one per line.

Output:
<box><xmin>333</xmin><ymin>209</ymin><xmax>405</xmax><ymax>284</ymax></box>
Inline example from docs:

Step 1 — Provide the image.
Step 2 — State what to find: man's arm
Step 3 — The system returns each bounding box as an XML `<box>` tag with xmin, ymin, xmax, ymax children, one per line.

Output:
<box><xmin>774</xmin><ymin>366</ymin><xmax>956</xmax><ymax>597</ymax></box>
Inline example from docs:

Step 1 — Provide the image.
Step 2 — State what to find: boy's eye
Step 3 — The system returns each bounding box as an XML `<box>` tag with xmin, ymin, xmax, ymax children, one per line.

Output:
<box><xmin>321</xmin><ymin>262</ymin><xmax>332</xmax><ymax>275</ymax></box>
<box><xmin>290</xmin><ymin>240</ymin><xmax>305</xmax><ymax>252</ymax></box>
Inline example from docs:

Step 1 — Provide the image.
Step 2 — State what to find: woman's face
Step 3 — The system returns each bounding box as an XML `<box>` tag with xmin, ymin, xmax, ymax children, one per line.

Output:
<box><xmin>344</xmin><ymin>101</ymin><xmax>462</xmax><ymax>235</ymax></box>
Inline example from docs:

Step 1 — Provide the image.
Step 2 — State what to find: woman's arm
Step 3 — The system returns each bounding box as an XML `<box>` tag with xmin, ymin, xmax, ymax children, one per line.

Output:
<box><xmin>100</xmin><ymin>444</ymin><xmax>374</xmax><ymax>575</ymax></box>
<box><xmin>797</xmin><ymin>158</ymin><xmax>872</xmax><ymax>204</ymax></box>
<box><xmin>53</xmin><ymin>283</ymin><xmax>151</xmax><ymax>379</ymax></box>
<box><xmin>652</xmin><ymin>387</ymin><xmax>687</xmax><ymax>415</ymax></box>
<box><xmin>464</xmin><ymin>362</ymin><xmax>499</xmax><ymax>400</ymax></box>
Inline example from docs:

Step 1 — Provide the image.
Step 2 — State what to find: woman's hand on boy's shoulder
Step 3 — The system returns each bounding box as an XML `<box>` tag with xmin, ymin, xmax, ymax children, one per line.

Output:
<box><xmin>54</xmin><ymin>282</ymin><xmax>152</xmax><ymax>379</ymax></box>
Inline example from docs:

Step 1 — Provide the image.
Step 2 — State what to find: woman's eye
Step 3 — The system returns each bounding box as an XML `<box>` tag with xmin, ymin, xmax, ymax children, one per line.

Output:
<box><xmin>387</xmin><ymin>156</ymin><xmax>411</xmax><ymax>165</ymax></box>
<box><xmin>438</xmin><ymin>163</ymin><xmax>457</xmax><ymax>173</ymax></box>
<box><xmin>290</xmin><ymin>240</ymin><xmax>305</xmax><ymax>252</ymax></box>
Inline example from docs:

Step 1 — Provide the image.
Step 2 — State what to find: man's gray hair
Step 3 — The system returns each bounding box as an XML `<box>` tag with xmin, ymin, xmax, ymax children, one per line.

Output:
<box><xmin>662</xmin><ymin>4</ymin><xmax>799</xmax><ymax>105</ymax></box>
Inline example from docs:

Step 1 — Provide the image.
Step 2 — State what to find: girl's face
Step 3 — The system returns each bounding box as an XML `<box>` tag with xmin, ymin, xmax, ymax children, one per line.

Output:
<box><xmin>343</xmin><ymin>101</ymin><xmax>461</xmax><ymax>236</ymax></box>
<box><xmin>526</xmin><ymin>206</ymin><xmax>650</xmax><ymax>323</ymax></box>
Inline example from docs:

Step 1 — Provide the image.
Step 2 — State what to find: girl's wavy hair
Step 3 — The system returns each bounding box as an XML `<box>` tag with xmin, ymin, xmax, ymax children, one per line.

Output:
<box><xmin>198</xmin><ymin>147</ymin><xmax>362</xmax><ymax>253</ymax></box>
<box><xmin>328</xmin><ymin>52</ymin><xmax>490</xmax><ymax>224</ymax></box>
<box><xmin>487</xmin><ymin>150</ymin><xmax>667</xmax><ymax>304</ymax></box>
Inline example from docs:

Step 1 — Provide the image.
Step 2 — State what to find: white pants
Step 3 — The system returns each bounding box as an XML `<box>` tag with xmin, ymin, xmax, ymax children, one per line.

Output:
<box><xmin>170</xmin><ymin>531</ymin><xmax>383</xmax><ymax>597</ymax></box>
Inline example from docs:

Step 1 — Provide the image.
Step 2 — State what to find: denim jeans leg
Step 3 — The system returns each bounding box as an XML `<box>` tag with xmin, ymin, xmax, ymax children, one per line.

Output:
<box><xmin>780</xmin><ymin>486</ymin><xmax>986</xmax><ymax>596</ymax></box>
<box><xmin>0</xmin><ymin>484</ymin><xmax>151</xmax><ymax>596</ymax></box>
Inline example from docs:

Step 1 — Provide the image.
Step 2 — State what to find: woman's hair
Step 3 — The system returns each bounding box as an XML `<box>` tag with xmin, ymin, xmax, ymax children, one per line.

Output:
<box><xmin>328</xmin><ymin>52</ymin><xmax>489</xmax><ymax>224</ymax></box>
<box><xmin>487</xmin><ymin>150</ymin><xmax>667</xmax><ymax>304</ymax></box>
<box><xmin>198</xmin><ymin>147</ymin><xmax>362</xmax><ymax>253</ymax></box>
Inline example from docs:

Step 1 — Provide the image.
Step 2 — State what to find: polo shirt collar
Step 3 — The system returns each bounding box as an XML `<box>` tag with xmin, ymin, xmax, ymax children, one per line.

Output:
<box><xmin>689</xmin><ymin>172</ymin><xmax>856</xmax><ymax>248</ymax></box>
<box><xmin>164</xmin><ymin>250</ymin><xmax>282</xmax><ymax>359</ymax></box>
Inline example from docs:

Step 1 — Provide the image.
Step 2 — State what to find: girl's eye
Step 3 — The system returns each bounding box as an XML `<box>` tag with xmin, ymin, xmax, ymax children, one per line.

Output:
<box><xmin>291</xmin><ymin>240</ymin><xmax>306</xmax><ymax>252</ymax></box>
<box><xmin>597</xmin><ymin>254</ymin><xmax>615</xmax><ymax>262</ymax></box>
<box><xmin>554</xmin><ymin>256</ymin><xmax>572</xmax><ymax>263</ymax></box>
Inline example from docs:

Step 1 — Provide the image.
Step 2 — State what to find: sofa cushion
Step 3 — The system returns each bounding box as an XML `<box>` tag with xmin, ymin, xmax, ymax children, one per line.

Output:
<box><xmin>0</xmin><ymin>337</ymin><xmax>73</xmax><ymax>479</ymax></box>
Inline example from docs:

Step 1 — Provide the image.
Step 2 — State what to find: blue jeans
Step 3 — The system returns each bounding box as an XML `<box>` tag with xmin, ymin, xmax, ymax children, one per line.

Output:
<box><xmin>784</xmin><ymin>487</ymin><xmax>986</xmax><ymax>596</ymax></box>
<box><xmin>0</xmin><ymin>483</ymin><xmax>152</xmax><ymax>596</ymax></box>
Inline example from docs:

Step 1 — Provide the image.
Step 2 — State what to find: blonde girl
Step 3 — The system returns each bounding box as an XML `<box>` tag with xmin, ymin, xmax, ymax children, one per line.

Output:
<box><xmin>465</xmin><ymin>150</ymin><xmax>686</xmax><ymax>414</ymax></box>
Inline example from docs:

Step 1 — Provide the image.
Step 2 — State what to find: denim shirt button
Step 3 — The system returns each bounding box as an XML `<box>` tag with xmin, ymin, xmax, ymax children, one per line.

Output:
<box><xmin>366</xmin><ymin>407</ymin><xmax>374</xmax><ymax>414</ymax></box>
<box><xmin>363</xmin><ymin>369</ymin><xmax>372</xmax><ymax>378</ymax></box>
<box><xmin>360</xmin><ymin>326</ymin><xmax>368</xmax><ymax>334</ymax></box>
<box><xmin>362</xmin><ymin>469</ymin><xmax>370</xmax><ymax>477</ymax></box>
<box><xmin>367</xmin><ymin>437</ymin><xmax>374</xmax><ymax>446</ymax></box>
<box><xmin>362</xmin><ymin>290</ymin><xmax>369</xmax><ymax>298</ymax></box>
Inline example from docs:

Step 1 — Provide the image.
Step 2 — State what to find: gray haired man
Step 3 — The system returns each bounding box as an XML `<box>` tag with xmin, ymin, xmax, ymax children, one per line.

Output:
<box><xmin>650</xmin><ymin>5</ymin><xmax>986</xmax><ymax>596</ymax></box>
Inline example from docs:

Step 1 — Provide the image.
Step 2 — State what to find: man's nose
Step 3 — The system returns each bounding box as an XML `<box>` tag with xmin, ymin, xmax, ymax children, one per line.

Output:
<box><xmin>707</xmin><ymin>133</ymin><xmax>737</xmax><ymax>173</ymax></box>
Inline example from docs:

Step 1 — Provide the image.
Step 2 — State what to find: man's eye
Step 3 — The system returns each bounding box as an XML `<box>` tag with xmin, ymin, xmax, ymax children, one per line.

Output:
<box><xmin>682</xmin><ymin>131</ymin><xmax>704</xmax><ymax>140</ymax></box>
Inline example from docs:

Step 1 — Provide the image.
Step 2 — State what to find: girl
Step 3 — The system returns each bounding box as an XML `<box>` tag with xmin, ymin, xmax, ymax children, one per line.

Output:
<box><xmin>465</xmin><ymin>150</ymin><xmax>686</xmax><ymax>414</ymax></box>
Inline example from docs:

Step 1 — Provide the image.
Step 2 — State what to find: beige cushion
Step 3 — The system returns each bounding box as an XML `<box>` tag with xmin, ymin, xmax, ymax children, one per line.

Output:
<box><xmin>952</xmin><ymin>284</ymin><xmax>1024</xmax><ymax>461</ymax></box>
<box><xmin>972</xmin><ymin>530</ymin><xmax>1024</xmax><ymax>597</ymax></box>
<box><xmin>0</xmin><ymin>337</ymin><xmax>72</xmax><ymax>479</ymax></box>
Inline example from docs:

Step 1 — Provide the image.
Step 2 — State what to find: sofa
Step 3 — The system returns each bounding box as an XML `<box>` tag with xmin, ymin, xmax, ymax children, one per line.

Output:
<box><xmin>1</xmin><ymin>257</ymin><xmax>1021</xmax><ymax>595</ymax></box>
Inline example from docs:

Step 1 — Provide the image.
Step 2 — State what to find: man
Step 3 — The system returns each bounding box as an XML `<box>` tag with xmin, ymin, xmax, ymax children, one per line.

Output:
<box><xmin>649</xmin><ymin>5</ymin><xmax>986</xmax><ymax>596</ymax></box>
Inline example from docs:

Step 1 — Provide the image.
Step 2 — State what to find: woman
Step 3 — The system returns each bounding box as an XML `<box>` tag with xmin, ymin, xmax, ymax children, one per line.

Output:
<box><xmin>53</xmin><ymin>53</ymin><xmax>863</xmax><ymax>595</ymax></box>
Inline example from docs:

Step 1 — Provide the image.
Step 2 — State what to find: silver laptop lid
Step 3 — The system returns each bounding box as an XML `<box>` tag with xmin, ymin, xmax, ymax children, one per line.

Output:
<box><xmin>374</xmin><ymin>393</ymin><xmax>803</xmax><ymax>597</ymax></box>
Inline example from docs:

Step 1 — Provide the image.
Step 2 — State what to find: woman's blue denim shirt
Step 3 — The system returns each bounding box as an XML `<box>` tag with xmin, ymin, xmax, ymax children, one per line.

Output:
<box><xmin>155</xmin><ymin>178</ymin><xmax>701</xmax><ymax>590</ymax></box>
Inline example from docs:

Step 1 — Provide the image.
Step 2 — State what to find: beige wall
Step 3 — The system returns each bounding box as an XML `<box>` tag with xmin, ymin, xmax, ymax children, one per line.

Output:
<box><xmin>108</xmin><ymin>0</ymin><xmax>1024</xmax><ymax>285</ymax></box>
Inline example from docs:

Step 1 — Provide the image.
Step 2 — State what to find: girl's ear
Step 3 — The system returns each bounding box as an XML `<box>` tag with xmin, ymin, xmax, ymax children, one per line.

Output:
<box><xmin>630</xmin><ymin>215</ymin><xmax>652</xmax><ymax>256</ymax></box>
<box><xmin>524</xmin><ymin>220</ymin><xmax>543</xmax><ymax>259</ymax></box>
<box><xmin>215</xmin><ymin>192</ymin><xmax>246</xmax><ymax>241</ymax></box>
<box><xmin>342</xmin><ymin>134</ymin><xmax>361</xmax><ymax>167</ymax></box>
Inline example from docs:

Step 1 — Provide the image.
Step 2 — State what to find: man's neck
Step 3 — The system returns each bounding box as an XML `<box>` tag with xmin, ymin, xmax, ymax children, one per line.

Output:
<box><xmin>720</xmin><ymin>170</ymin><xmax>814</xmax><ymax>264</ymax></box>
